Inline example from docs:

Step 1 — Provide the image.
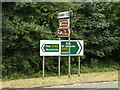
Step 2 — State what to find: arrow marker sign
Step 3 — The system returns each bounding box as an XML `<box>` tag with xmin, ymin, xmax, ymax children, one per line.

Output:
<box><xmin>40</xmin><ymin>40</ymin><xmax>84</xmax><ymax>56</ymax></box>
<box><xmin>40</xmin><ymin>40</ymin><xmax>61</xmax><ymax>56</ymax></box>
<box><xmin>58</xmin><ymin>28</ymin><xmax>70</xmax><ymax>37</ymax></box>
<box><xmin>41</xmin><ymin>44</ymin><xmax>59</xmax><ymax>52</ymax></box>
<box><xmin>61</xmin><ymin>41</ymin><xmax>82</xmax><ymax>56</ymax></box>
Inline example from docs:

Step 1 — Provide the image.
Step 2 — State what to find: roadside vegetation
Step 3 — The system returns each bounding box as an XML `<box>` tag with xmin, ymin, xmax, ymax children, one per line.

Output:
<box><xmin>2</xmin><ymin>71</ymin><xmax>118</xmax><ymax>88</ymax></box>
<box><xmin>2</xmin><ymin>2</ymin><xmax>120</xmax><ymax>80</ymax></box>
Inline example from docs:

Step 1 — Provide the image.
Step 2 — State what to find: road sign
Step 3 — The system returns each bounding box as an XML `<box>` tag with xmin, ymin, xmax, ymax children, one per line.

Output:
<box><xmin>59</xmin><ymin>19</ymin><xmax>70</xmax><ymax>28</ymax></box>
<box><xmin>61</xmin><ymin>40</ymin><xmax>83</xmax><ymax>56</ymax></box>
<box><xmin>41</xmin><ymin>44</ymin><xmax>59</xmax><ymax>52</ymax></box>
<box><xmin>58</xmin><ymin>28</ymin><xmax>70</xmax><ymax>37</ymax></box>
<box><xmin>58</xmin><ymin>11</ymin><xmax>70</xmax><ymax>19</ymax></box>
<box><xmin>40</xmin><ymin>40</ymin><xmax>84</xmax><ymax>56</ymax></box>
<box><xmin>40</xmin><ymin>40</ymin><xmax>61</xmax><ymax>56</ymax></box>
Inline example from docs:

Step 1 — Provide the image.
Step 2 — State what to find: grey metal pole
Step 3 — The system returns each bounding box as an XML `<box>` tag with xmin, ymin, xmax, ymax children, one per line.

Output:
<box><xmin>58</xmin><ymin>55</ymin><xmax>60</xmax><ymax>78</ymax></box>
<box><xmin>78</xmin><ymin>56</ymin><xmax>80</xmax><ymax>77</ymax></box>
<box><xmin>58</xmin><ymin>37</ymin><xmax>60</xmax><ymax>78</ymax></box>
<box><xmin>68</xmin><ymin>36</ymin><xmax>70</xmax><ymax>78</ymax></box>
<box><xmin>43</xmin><ymin>56</ymin><xmax>45</xmax><ymax>79</ymax></box>
<box><xmin>68</xmin><ymin>10</ymin><xmax>72</xmax><ymax>78</ymax></box>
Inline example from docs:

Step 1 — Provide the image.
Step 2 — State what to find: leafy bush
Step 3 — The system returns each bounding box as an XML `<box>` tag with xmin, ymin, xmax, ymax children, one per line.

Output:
<box><xmin>2</xmin><ymin>2</ymin><xmax>119</xmax><ymax>80</ymax></box>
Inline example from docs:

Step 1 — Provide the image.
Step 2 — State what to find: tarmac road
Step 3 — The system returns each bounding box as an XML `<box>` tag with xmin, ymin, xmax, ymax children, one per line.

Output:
<box><xmin>2</xmin><ymin>82</ymin><xmax>119</xmax><ymax>90</ymax></box>
<box><xmin>56</xmin><ymin>82</ymin><xmax>118</xmax><ymax>88</ymax></box>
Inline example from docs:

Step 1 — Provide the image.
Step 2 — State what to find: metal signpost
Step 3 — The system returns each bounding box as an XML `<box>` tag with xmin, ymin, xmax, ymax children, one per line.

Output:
<box><xmin>78</xmin><ymin>56</ymin><xmax>80</xmax><ymax>76</ymax></box>
<box><xmin>58</xmin><ymin>10</ymin><xmax>72</xmax><ymax>78</ymax></box>
<box><xmin>58</xmin><ymin>11</ymin><xmax>71</xmax><ymax>78</ymax></box>
<box><xmin>58</xmin><ymin>37</ymin><xmax>61</xmax><ymax>78</ymax></box>
<box><xmin>68</xmin><ymin>36</ymin><xmax>70</xmax><ymax>78</ymax></box>
<box><xmin>68</xmin><ymin>11</ymin><xmax>72</xmax><ymax>78</ymax></box>
<box><xmin>58</xmin><ymin>55</ymin><xmax>60</xmax><ymax>78</ymax></box>
<box><xmin>43</xmin><ymin>56</ymin><xmax>45</xmax><ymax>79</ymax></box>
<box><xmin>41</xmin><ymin>10</ymin><xmax>84</xmax><ymax>79</ymax></box>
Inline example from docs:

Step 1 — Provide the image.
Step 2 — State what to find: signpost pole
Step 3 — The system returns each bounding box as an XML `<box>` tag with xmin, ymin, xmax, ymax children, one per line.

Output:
<box><xmin>43</xmin><ymin>56</ymin><xmax>45</xmax><ymax>79</ymax></box>
<box><xmin>68</xmin><ymin>10</ymin><xmax>72</xmax><ymax>78</ymax></box>
<box><xmin>68</xmin><ymin>36</ymin><xmax>70</xmax><ymax>78</ymax></box>
<box><xmin>58</xmin><ymin>37</ymin><xmax>60</xmax><ymax>78</ymax></box>
<box><xmin>78</xmin><ymin>56</ymin><xmax>80</xmax><ymax>77</ymax></box>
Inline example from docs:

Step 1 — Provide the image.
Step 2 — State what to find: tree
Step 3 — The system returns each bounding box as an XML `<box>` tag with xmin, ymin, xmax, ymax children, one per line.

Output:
<box><xmin>2</xmin><ymin>2</ymin><xmax>119</xmax><ymax>79</ymax></box>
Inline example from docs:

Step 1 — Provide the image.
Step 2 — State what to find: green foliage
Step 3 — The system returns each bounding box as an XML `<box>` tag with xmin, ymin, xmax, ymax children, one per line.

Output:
<box><xmin>2</xmin><ymin>2</ymin><xmax>120</xmax><ymax>80</ymax></box>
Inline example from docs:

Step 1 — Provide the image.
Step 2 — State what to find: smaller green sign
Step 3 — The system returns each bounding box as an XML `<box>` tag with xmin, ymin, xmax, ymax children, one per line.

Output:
<box><xmin>61</xmin><ymin>41</ymin><xmax>82</xmax><ymax>55</ymax></box>
<box><xmin>41</xmin><ymin>44</ymin><xmax>59</xmax><ymax>52</ymax></box>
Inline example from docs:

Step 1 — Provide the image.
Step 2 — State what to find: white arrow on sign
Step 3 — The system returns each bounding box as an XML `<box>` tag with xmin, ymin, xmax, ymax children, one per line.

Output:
<box><xmin>41</xmin><ymin>44</ymin><xmax>45</xmax><ymax>52</ymax></box>
<box><xmin>77</xmin><ymin>41</ymin><xmax>81</xmax><ymax>54</ymax></box>
<box><xmin>58</xmin><ymin>30</ymin><xmax>62</xmax><ymax>35</ymax></box>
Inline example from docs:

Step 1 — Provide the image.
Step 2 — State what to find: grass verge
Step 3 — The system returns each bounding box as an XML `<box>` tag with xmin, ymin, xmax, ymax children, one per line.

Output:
<box><xmin>2</xmin><ymin>70</ymin><xmax>118</xmax><ymax>89</ymax></box>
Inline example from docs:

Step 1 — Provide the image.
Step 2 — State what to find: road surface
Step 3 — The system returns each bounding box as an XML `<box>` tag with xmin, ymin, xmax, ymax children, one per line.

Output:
<box><xmin>56</xmin><ymin>82</ymin><xmax>118</xmax><ymax>88</ymax></box>
<box><xmin>2</xmin><ymin>82</ymin><xmax>119</xmax><ymax>90</ymax></box>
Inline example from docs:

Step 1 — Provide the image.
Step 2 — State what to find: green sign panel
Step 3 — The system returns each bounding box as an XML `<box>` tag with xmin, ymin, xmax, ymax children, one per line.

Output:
<box><xmin>61</xmin><ymin>41</ymin><xmax>82</xmax><ymax>55</ymax></box>
<box><xmin>41</xmin><ymin>44</ymin><xmax>59</xmax><ymax>52</ymax></box>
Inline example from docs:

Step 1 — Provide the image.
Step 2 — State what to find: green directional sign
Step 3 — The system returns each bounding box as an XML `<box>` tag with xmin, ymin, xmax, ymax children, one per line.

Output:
<box><xmin>40</xmin><ymin>40</ymin><xmax>83</xmax><ymax>56</ymax></box>
<box><xmin>61</xmin><ymin>41</ymin><xmax>82</xmax><ymax>56</ymax></box>
<box><xmin>41</xmin><ymin>44</ymin><xmax>59</xmax><ymax>52</ymax></box>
